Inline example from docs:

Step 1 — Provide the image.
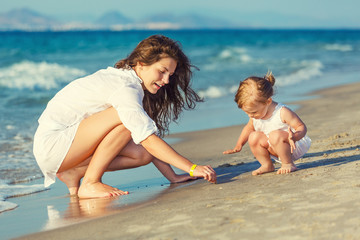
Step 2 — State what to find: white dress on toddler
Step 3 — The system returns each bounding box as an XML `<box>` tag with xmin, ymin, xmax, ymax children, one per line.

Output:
<box><xmin>252</xmin><ymin>103</ymin><xmax>311</xmax><ymax>162</ymax></box>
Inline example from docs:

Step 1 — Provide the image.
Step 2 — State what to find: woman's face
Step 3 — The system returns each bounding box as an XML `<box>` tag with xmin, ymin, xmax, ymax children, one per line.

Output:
<box><xmin>135</xmin><ymin>57</ymin><xmax>177</xmax><ymax>94</ymax></box>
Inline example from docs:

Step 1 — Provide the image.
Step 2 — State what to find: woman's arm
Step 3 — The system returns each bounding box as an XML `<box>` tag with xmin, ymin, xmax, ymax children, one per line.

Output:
<box><xmin>152</xmin><ymin>158</ymin><xmax>196</xmax><ymax>183</ymax></box>
<box><xmin>141</xmin><ymin>134</ymin><xmax>216</xmax><ymax>183</ymax></box>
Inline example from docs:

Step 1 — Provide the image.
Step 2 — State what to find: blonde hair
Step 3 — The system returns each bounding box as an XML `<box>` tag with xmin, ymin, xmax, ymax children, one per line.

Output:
<box><xmin>234</xmin><ymin>71</ymin><xmax>275</xmax><ymax>108</ymax></box>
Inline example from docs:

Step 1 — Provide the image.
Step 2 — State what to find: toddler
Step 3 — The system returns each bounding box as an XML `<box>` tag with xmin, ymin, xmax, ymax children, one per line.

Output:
<box><xmin>223</xmin><ymin>72</ymin><xmax>311</xmax><ymax>175</ymax></box>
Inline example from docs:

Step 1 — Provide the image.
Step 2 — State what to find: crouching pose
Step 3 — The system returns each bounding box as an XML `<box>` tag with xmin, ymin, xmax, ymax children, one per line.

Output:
<box><xmin>34</xmin><ymin>35</ymin><xmax>216</xmax><ymax>199</ymax></box>
<box><xmin>223</xmin><ymin>72</ymin><xmax>311</xmax><ymax>175</ymax></box>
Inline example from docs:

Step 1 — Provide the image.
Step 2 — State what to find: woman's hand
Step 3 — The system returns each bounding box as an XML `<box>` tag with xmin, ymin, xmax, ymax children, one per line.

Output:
<box><xmin>170</xmin><ymin>174</ymin><xmax>197</xmax><ymax>183</ymax></box>
<box><xmin>223</xmin><ymin>145</ymin><xmax>242</xmax><ymax>154</ymax></box>
<box><xmin>192</xmin><ymin>165</ymin><xmax>217</xmax><ymax>183</ymax></box>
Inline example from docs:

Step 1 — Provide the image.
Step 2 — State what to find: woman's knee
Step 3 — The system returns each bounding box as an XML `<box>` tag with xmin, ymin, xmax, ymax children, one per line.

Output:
<box><xmin>131</xmin><ymin>148</ymin><xmax>153</xmax><ymax>166</ymax></box>
<box><xmin>113</xmin><ymin>124</ymin><xmax>132</xmax><ymax>139</ymax></box>
<box><xmin>140</xmin><ymin>151</ymin><xmax>154</xmax><ymax>166</ymax></box>
<box><xmin>121</xmin><ymin>141</ymin><xmax>154</xmax><ymax>166</ymax></box>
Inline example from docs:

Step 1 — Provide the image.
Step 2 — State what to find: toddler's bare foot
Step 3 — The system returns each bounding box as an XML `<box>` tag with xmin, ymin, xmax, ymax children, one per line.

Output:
<box><xmin>57</xmin><ymin>166</ymin><xmax>87</xmax><ymax>196</ymax></box>
<box><xmin>277</xmin><ymin>163</ymin><xmax>297</xmax><ymax>174</ymax></box>
<box><xmin>252</xmin><ymin>165</ymin><xmax>275</xmax><ymax>175</ymax></box>
<box><xmin>77</xmin><ymin>182</ymin><xmax>129</xmax><ymax>199</ymax></box>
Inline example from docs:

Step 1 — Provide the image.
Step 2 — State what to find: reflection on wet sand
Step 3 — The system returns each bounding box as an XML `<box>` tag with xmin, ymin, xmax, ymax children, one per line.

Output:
<box><xmin>43</xmin><ymin>180</ymin><xmax>197</xmax><ymax>231</ymax></box>
<box><xmin>66</xmin><ymin>197</ymin><xmax>118</xmax><ymax>218</ymax></box>
<box><xmin>43</xmin><ymin>197</ymin><xmax>119</xmax><ymax>231</ymax></box>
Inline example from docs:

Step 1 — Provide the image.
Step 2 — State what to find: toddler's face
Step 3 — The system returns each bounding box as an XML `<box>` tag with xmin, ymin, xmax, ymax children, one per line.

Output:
<box><xmin>242</xmin><ymin>100</ymin><xmax>271</xmax><ymax>119</ymax></box>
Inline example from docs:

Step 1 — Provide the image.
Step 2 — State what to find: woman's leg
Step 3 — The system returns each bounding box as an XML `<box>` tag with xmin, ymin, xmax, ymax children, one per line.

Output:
<box><xmin>248</xmin><ymin>131</ymin><xmax>275</xmax><ymax>175</ymax></box>
<box><xmin>268</xmin><ymin>130</ymin><xmax>297</xmax><ymax>174</ymax></box>
<box><xmin>107</xmin><ymin>140</ymin><xmax>154</xmax><ymax>171</ymax></box>
<box><xmin>60</xmin><ymin>146</ymin><xmax>155</xmax><ymax>196</ymax></box>
<box><xmin>57</xmin><ymin>107</ymin><xmax>133</xmax><ymax>198</ymax></box>
<box><xmin>57</xmin><ymin>140</ymin><xmax>155</xmax><ymax>196</ymax></box>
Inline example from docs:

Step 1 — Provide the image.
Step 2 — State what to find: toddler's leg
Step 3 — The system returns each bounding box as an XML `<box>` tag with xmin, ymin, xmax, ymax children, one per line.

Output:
<box><xmin>268</xmin><ymin>130</ymin><xmax>297</xmax><ymax>174</ymax></box>
<box><xmin>248</xmin><ymin>131</ymin><xmax>275</xmax><ymax>175</ymax></box>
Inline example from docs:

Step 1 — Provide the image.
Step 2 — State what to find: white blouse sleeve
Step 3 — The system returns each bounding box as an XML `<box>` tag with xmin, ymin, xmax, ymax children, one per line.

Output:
<box><xmin>108</xmin><ymin>84</ymin><xmax>158</xmax><ymax>144</ymax></box>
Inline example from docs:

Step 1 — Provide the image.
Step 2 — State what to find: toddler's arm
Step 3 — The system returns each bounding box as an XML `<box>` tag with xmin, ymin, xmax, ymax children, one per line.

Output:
<box><xmin>223</xmin><ymin>120</ymin><xmax>254</xmax><ymax>154</ymax></box>
<box><xmin>281</xmin><ymin>107</ymin><xmax>307</xmax><ymax>146</ymax></box>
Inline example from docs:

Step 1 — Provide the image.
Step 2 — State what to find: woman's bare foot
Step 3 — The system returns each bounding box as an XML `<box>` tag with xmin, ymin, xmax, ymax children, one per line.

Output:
<box><xmin>252</xmin><ymin>164</ymin><xmax>275</xmax><ymax>175</ymax></box>
<box><xmin>57</xmin><ymin>166</ymin><xmax>87</xmax><ymax>196</ymax></box>
<box><xmin>77</xmin><ymin>182</ymin><xmax>129</xmax><ymax>199</ymax></box>
<box><xmin>277</xmin><ymin>163</ymin><xmax>297</xmax><ymax>174</ymax></box>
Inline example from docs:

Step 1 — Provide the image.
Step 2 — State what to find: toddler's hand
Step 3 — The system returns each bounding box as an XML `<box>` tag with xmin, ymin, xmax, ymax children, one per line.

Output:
<box><xmin>288</xmin><ymin>127</ymin><xmax>296</xmax><ymax>153</ymax></box>
<box><xmin>223</xmin><ymin>146</ymin><xmax>242</xmax><ymax>154</ymax></box>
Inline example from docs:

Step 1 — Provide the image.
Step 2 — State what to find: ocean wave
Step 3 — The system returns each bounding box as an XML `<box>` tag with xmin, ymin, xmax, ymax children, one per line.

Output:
<box><xmin>276</xmin><ymin>60</ymin><xmax>323</xmax><ymax>86</ymax></box>
<box><xmin>202</xmin><ymin>47</ymin><xmax>253</xmax><ymax>71</ymax></box>
<box><xmin>0</xmin><ymin>181</ymin><xmax>48</xmax><ymax>213</ymax></box>
<box><xmin>197</xmin><ymin>85</ymin><xmax>238</xmax><ymax>99</ymax></box>
<box><xmin>324</xmin><ymin>44</ymin><xmax>353</xmax><ymax>52</ymax></box>
<box><xmin>0</xmin><ymin>61</ymin><xmax>86</xmax><ymax>90</ymax></box>
<box><xmin>218</xmin><ymin>47</ymin><xmax>252</xmax><ymax>62</ymax></box>
<box><xmin>198</xmin><ymin>60</ymin><xmax>323</xmax><ymax>99</ymax></box>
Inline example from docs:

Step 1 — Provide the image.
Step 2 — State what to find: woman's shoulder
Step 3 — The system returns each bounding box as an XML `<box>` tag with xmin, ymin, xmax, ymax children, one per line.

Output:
<box><xmin>91</xmin><ymin>67</ymin><xmax>142</xmax><ymax>87</ymax></box>
<box><xmin>97</xmin><ymin>67</ymin><xmax>131</xmax><ymax>79</ymax></box>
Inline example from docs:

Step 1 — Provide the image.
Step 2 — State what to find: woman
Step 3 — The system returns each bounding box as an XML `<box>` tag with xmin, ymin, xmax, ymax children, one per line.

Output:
<box><xmin>33</xmin><ymin>35</ymin><xmax>216</xmax><ymax>199</ymax></box>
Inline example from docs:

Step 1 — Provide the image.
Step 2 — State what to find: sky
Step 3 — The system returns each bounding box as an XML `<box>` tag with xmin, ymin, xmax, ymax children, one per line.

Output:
<box><xmin>1</xmin><ymin>0</ymin><xmax>359</xmax><ymax>28</ymax></box>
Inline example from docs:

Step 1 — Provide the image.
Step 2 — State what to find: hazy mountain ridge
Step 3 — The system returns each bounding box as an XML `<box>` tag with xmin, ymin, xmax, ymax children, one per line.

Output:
<box><xmin>0</xmin><ymin>8</ymin><xmax>240</xmax><ymax>31</ymax></box>
<box><xmin>0</xmin><ymin>8</ymin><xmax>62</xmax><ymax>30</ymax></box>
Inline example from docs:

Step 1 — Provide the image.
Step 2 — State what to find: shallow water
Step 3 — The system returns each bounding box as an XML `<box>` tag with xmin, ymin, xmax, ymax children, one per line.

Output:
<box><xmin>1</xmin><ymin>29</ymin><xmax>360</xmax><ymax>216</ymax></box>
<box><xmin>0</xmin><ymin>163</ymin><xmax>194</xmax><ymax>239</ymax></box>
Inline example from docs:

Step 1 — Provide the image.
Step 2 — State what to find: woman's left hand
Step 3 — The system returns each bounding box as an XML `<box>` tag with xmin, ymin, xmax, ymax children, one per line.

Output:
<box><xmin>193</xmin><ymin>165</ymin><xmax>217</xmax><ymax>183</ymax></box>
<box><xmin>171</xmin><ymin>174</ymin><xmax>197</xmax><ymax>183</ymax></box>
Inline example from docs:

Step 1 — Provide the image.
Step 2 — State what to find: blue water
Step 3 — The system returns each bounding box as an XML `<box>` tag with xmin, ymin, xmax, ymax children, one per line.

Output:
<box><xmin>1</xmin><ymin>29</ymin><xmax>360</xmax><ymax>214</ymax></box>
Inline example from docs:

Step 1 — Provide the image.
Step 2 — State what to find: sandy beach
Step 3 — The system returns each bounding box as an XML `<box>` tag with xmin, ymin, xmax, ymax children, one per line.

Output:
<box><xmin>15</xmin><ymin>81</ymin><xmax>360</xmax><ymax>240</ymax></box>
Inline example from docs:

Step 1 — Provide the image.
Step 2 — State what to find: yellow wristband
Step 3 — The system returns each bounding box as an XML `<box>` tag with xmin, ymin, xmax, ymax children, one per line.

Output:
<box><xmin>189</xmin><ymin>164</ymin><xmax>197</xmax><ymax>177</ymax></box>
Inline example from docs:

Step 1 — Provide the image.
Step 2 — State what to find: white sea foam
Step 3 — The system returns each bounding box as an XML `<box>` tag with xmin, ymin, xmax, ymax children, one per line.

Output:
<box><xmin>198</xmin><ymin>85</ymin><xmax>238</xmax><ymax>99</ymax></box>
<box><xmin>203</xmin><ymin>47</ymin><xmax>252</xmax><ymax>71</ymax></box>
<box><xmin>276</xmin><ymin>60</ymin><xmax>324</xmax><ymax>87</ymax></box>
<box><xmin>0</xmin><ymin>181</ymin><xmax>48</xmax><ymax>213</ymax></box>
<box><xmin>324</xmin><ymin>44</ymin><xmax>353</xmax><ymax>52</ymax></box>
<box><xmin>198</xmin><ymin>60</ymin><xmax>323</xmax><ymax>99</ymax></box>
<box><xmin>0</xmin><ymin>61</ymin><xmax>86</xmax><ymax>90</ymax></box>
<box><xmin>0</xmin><ymin>201</ymin><xmax>17</xmax><ymax>213</ymax></box>
<box><xmin>198</xmin><ymin>86</ymin><xmax>227</xmax><ymax>98</ymax></box>
<box><xmin>218</xmin><ymin>47</ymin><xmax>252</xmax><ymax>63</ymax></box>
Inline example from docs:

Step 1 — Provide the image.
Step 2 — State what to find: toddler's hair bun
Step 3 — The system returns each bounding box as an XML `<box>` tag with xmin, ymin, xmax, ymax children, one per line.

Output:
<box><xmin>264</xmin><ymin>71</ymin><xmax>275</xmax><ymax>86</ymax></box>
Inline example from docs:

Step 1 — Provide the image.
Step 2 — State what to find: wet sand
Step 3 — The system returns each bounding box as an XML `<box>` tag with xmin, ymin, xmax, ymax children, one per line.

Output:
<box><xmin>16</xmin><ymin>82</ymin><xmax>360</xmax><ymax>240</ymax></box>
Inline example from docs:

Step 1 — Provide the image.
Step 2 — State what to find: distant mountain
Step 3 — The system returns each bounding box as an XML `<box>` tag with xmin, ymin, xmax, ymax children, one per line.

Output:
<box><xmin>141</xmin><ymin>13</ymin><xmax>238</xmax><ymax>29</ymax></box>
<box><xmin>0</xmin><ymin>8</ymin><xmax>61</xmax><ymax>30</ymax></box>
<box><xmin>95</xmin><ymin>11</ymin><xmax>133</xmax><ymax>26</ymax></box>
<box><xmin>0</xmin><ymin>8</ymin><xmax>240</xmax><ymax>31</ymax></box>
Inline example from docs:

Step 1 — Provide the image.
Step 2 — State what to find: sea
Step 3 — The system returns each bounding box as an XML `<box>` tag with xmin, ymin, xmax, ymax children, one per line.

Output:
<box><xmin>1</xmin><ymin>29</ymin><xmax>360</xmax><ymax>216</ymax></box>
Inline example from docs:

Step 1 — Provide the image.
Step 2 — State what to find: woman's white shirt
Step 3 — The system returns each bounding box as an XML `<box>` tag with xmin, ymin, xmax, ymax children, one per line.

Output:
<box><xmin>37</xmin><ymin>67</ymin><xmax>158</xmax><ymax>144</ymax></box>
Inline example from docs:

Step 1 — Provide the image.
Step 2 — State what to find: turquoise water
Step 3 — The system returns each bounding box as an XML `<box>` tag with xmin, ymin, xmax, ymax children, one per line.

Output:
<box><xmin>1</xmin><ymin>29</ymin><xmax>360</xmax><ymax>214</ymax></box>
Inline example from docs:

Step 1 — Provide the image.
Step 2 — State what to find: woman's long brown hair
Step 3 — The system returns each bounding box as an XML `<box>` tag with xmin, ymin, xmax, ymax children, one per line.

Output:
<box><xmin>115</xmin><ymin>35</ymin><xmax>202</xmax><ymax>136</ymax></box>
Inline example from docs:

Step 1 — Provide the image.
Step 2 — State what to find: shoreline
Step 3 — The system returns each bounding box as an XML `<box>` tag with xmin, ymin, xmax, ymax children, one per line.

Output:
<box><xmin>13</xmin><ymin>81</ymin><xmax>360</xmax><ymax>239</ymax></box>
